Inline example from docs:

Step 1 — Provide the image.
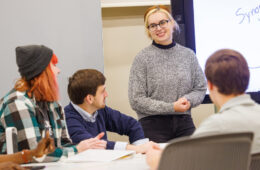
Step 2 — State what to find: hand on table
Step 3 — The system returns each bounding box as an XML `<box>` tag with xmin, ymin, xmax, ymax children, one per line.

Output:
<box><xmin>146</xmin><ymin>147</ymin><xmax>162</xmax><ymax>170</ymax></box>
<box><xmin>127</xmin><ymin>141</ymin><xmax>160</xmax><ymax>154</ymax></box>
<box><xmin>33</xmin><ymin>130</ymin><xmax>55</xmax><ymax>158</ymax></box>
<box><xmin>0</xmin><ymin>162</ymin><xmax>26</xmax><ymax>170</ymax></box>
<box><xmin>76</xmin><ymin>132</ymin><xmax>107</xmax><ymax>153</ymax></box>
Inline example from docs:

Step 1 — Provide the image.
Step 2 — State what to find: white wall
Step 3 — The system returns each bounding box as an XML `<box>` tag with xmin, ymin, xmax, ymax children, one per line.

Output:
<box><xmin>102</xmin><ymin>6</ymin><xmax>215</xmax><ymax>142</ymax></box>
<box><xmin>0</xmin><ymin>0</ymin><xmax>104</xmax><ymax>106</ymax></box>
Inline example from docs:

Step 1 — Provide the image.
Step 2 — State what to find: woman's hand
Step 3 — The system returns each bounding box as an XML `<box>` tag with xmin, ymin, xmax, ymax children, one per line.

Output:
<box><xmin>76</xmin><ymin>132</ymin><xmax>107</xmax><ymax>153</ymax></box>
<box><xmin>173</xmin><ymin>97</ymin><xmax>191</xmax><ymax>112</ymax></box>
<box><xmin>33</xmin><ymin>130</ymin><xmax>55</xmax><ymax>158</ymax></box>
<box><xmin>146</xmin><ymin>147</ymin><xmax>162</xmax><ymax>170</ymax></box>
<box><xmin>0</xmin><ymin>162</ymin><xmax>26</xmax><ymax>170</ymax></box>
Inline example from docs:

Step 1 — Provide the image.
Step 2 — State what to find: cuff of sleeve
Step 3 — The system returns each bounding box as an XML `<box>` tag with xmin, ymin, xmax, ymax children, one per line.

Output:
<box><xmin>114</xmin><ymin>141</ymin><xmax>128</xmax><ymax>150</ymax></box>
<box><xmin>132</xmin><ymin>138</ymin><xmax>149</xmax><ymax>145</ymax></box>
<box><xmin>165</xmin><ymin>103</ymin><xmax>174</xmax><ymax>113</ymax></box>
<box><xmin>33</xmin><ymin>154</ymin><xmax>46</xmax><ymax>163</ymax></box>
<box><xmin>182</xmin><ymin>95</ymin><xmax>194</xmax><ymax>108</ymax></box>
<box><xmin>72</xmin><ymin>145</ymin><xmax>78</xmax><ymax>153</ymax></box>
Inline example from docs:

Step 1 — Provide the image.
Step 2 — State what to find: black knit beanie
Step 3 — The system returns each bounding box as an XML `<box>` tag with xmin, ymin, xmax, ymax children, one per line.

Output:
<box><xmin>16</xmin><ymin>45</ymin><xmax>53</xmax><ymax>80</ymax></box>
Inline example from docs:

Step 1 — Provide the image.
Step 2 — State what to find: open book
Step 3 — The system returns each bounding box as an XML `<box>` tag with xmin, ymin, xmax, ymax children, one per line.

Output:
<box><xmin>65</xmin><ymin>149</ymin><xmax>135</xmax><ymax>162</ymax></box>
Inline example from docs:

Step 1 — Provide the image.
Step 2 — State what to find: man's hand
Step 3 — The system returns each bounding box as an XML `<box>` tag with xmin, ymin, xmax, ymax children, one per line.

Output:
<box><xmin>173</xmin><ymin>97</ymin><xmax>191</xmax><ymax>112</ymax></box>
<box><xmin>126</xmin><ymin>141</ymin><xmax>160</xmax><ymax>154</ymax></box>
<box><xmin>76</xmin><ymin>132</ymin><xmax>107</xmax><ymax>153</ymax></box>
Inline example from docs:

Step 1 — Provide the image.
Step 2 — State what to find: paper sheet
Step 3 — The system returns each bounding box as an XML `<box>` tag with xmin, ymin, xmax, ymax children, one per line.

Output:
<box><xmin>65</xmin><ymin>149</ymin><xmax>135</xmax><ymax>162</ymax></box>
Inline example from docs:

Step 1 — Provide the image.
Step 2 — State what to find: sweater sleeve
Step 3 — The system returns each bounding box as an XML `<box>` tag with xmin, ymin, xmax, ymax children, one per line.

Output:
<box><xmin>183</xmin><ymin>52</ymin><xmax>207</xmax><ymax>108</ymax></box>
<box><xmin>103</xmin><ymin>106</ymin><xmax>145</xmax><ymax>143</ymax></box>
<box><xmin>64</xmin><ymin>106</ymin><xmax>116</xmax><ymax>150</ymax></box>
<box><xmin>128</xmin><ymin>53</ymin><xmax>174</xmax><ymax>115</ymax></box>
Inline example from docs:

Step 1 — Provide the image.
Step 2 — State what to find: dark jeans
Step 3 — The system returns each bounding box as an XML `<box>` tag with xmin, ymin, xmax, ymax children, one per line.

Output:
<box><xmin>139</xmin><ymin>114</ymin><xmax>195</xmax><ymax>143</ymax></box>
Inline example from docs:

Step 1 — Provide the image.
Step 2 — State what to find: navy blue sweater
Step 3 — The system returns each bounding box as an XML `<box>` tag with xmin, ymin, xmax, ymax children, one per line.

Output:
<box><xmin>64</xmin><ymin>103</ymin><xmax>145</xmax><ymax>149</ymax></box>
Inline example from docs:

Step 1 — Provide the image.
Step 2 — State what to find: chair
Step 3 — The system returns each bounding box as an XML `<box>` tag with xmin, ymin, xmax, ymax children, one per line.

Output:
<box><xmin>250</xmin><ymin>152</ymin><xmax>260</xmax><ymax>170</ymax></box>
<box><xmin>158</xmin><ymin>132</ymin><xmax>253</xmax><ymax>170</ymax></box>
<box><xmin>5</xmin><ymin>127</ymin><xmax>18</xmax><ymax>154</ymax></box>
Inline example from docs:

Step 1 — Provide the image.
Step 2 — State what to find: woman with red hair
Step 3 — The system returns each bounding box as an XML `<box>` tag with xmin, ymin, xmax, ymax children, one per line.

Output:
<box><xmin>0</xmin><ymin>45</ymin><xmax>106</xmax><ymax>163</ymax></box>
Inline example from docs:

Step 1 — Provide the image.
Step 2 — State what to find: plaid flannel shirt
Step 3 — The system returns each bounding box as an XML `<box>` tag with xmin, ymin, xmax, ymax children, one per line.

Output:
<box><xmin>0</xmin><ymin>89</ymin><xmax>77</xmax><ymax>162</ymax></box>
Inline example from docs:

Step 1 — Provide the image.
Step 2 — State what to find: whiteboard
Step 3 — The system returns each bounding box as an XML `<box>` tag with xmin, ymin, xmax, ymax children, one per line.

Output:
<box><xmin>194</xmin><ymin>0</ymin><xmax>260</xmax><ymax>93</ymax></box>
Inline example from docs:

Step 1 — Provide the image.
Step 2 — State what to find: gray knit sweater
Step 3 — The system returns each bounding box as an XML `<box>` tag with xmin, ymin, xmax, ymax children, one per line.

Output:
<box><xmin>128</xmin><ymin>43</ymin><xmax>207</xmax><ymax>120</ymax></box>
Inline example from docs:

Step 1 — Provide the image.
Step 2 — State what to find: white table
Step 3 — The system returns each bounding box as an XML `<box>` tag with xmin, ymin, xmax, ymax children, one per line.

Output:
<box><xmin>23</xmin><ymin>153</ymin><xmax>149</xmax><ymax>170</ymax></box>
<box><xmin>23</xmin><ymin>143</ymin><xmax>168</xmax><ymax>170</ymax></box>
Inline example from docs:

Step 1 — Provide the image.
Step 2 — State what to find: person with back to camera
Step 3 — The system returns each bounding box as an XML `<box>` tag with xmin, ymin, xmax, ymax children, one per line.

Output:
<box><xmin>0</xmin><ymin>45</ymin><xmax>106</xmax><ymax>163</ymax></box>
<box><xmin>128</xmin><ymin>5</ymin><xmax>207</xmax><ymax>143</ymax></box>
<box><xmin>146</xmin><ymin>49</ymin><xmax>260</xmax><ymax>170</ymax></box>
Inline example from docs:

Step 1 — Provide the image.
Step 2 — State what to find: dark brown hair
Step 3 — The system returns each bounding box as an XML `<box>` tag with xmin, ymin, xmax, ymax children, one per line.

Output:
<box><xmin>67</xmin><ymin>69</ymin><xmax>106</xmax><ymax>104</ymax></box>
<box><xmin>205</xmin><ymin>49</ymin><xmax>249</xmax><ymax>95</ymax></box>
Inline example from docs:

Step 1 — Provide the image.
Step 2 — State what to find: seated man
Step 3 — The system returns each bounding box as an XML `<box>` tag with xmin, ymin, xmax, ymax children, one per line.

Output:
<box><xmin>65</xmin><ymin>69</ymin><xmax>158</xmax><ymax>153</ymax></box>
<box><xmin>146</xmin><ymin>49</ymin><xmax>260</xmax><ymax>170</ymax></box>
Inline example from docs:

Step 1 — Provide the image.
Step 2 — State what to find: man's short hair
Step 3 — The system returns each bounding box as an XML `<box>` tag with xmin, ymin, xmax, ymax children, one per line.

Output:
<box><xmin>205</xmin><ymin>49</ymin><xmax>249</xmax><ymax>95</ymax></box>
<box><xmin>67</xmin><ymin>69</ymin><xmax>106</xmax><ymax>104</ymax></box>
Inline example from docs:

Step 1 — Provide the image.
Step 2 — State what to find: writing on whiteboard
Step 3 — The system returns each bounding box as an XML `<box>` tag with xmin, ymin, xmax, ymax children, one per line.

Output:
<box><xmin>235</xmin><ymin>4</ymin><xmax>260</xmax><ymax>24</ymax></box>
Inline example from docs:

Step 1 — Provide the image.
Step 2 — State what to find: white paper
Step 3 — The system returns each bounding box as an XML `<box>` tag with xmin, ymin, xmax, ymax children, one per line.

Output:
<box><xmin>65</xmin><ymin>149</ymin><xmax>135</xmax><ymax>163</ymax></box>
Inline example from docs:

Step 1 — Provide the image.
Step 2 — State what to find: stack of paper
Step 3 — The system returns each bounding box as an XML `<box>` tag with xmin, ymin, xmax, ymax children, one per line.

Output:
<box><xmin>65</xmin><ymin>149</ymin><xmax>135</xmax><ymax>162</ymax></box>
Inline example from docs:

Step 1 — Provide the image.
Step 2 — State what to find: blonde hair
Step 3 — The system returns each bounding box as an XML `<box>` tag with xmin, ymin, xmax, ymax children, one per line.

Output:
<box><xmin>144</xmin><ymin>5</ymin><xmax>179</xmax><ymax>38</ymax></box>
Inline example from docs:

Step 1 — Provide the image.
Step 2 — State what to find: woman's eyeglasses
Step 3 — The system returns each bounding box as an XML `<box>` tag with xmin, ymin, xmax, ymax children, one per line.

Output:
<box><xmin>147</xmin><ymin>19</ymin><xmax>170</xmax><ymax>31</ymax></box>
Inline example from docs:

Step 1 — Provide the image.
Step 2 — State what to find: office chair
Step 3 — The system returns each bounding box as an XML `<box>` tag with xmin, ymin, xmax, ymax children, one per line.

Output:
<box><xmin>250</xmin><ymin>152</ymin><xmax>260</xmax><ymax>170</ymax></box>
<box><xmin>158</xmin><ymin>132</ymin><xmax>253</xmax><ymax>170</ymax></box>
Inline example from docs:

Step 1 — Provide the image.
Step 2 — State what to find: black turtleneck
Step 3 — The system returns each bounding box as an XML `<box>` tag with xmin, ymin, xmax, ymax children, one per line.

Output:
<box><xmin>152</xmin><ymin>40</ymin><xmax>176</xmax><ymax>49</ymax></box>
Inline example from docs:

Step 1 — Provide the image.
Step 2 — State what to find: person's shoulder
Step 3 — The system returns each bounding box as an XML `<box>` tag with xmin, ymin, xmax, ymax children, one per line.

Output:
<box><xmin>0</xmin><ymin>90</ymin><xmax>33</xmax><ymax>117</ymax></box>
<box><xmin>175</xmin><ymin>43</ymin><xmax>195</xmax><ymax>56</ymax></box>
<box><xmin>98</xmin><ymin>105</ymin><xmax>113</xmax><ymax>114</ymax></box>
<box><xmin>64</xmin><ymin>103</ymin><xmax>73</xmax><ymax>111</ymax></box>
<box><xmin>1</xmin><ymin>89</ymin><xmax>32</xmax><ymax>107</ymax></box>
<box><xmin>64</xmin><ymin>103</ymin><xmax>79</xmax><ymax>117</ymax></box>
<box><xmin>193</xmin><ymin>114</ymin><xmax>223</xmax><ymax>136</ymax></box>
<box><xmin>134</xmin><ymin>44</ymin><xmax>154</xmax><ymax>59</ymax></box>
<box><xmin>98</xmin><ymin>106</ymin><xmax>124</xmax><ymax>117</ymax></box>
<box><xmin>199</xmin><ymin>113</ymin><xmax>223</xmax><ymax>128</ymax></box>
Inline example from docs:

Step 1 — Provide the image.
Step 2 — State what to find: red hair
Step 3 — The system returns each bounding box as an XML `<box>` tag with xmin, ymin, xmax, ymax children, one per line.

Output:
<box><xmin>15</xmin><ymin>54</ymin><xmax>59</xmax><ymax>102</ymax></box>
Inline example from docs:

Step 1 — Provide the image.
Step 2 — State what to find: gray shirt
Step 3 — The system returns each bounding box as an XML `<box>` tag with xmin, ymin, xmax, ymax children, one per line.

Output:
<box><xmin>193</xmin><ymin>94</ymin><xmax>260</xmax><ymax>153</ymax></box>
<box><xmin>128</xmin><ymin>43</ymin><xmax>207</xmax><ymax>119</ymax></box>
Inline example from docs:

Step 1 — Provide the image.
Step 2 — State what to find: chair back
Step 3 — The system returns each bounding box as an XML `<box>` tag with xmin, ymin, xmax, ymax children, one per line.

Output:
<box><xmin>158</xmin><ymin>132</ymin><xmax>253</xmax><ymax>170</ymax></box>
<box><xmin>250</xmin><ymin>152</ymin><xmax>260</xmax><ymax>170</ymax></box>
<box><xmin>5</xmin><ymin>127</ymin><xmax>18</xmax><ymax>154</ymax></box>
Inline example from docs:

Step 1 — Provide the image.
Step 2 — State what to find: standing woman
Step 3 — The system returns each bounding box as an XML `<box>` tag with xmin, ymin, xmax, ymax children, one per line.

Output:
<box><xmin>128</xmin><ymin>5</ymin><xmax>206</xmax><ymax>143</ymax></box>
<box><xmin>0</xmin><ymin>45</ymin><xmax>106</xmax><ymax>162</ymax></box>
